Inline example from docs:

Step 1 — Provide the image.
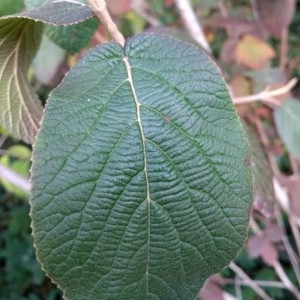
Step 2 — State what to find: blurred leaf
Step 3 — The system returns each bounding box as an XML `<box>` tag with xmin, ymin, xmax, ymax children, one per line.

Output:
<box><xmin>220</xmin><ymin>38</ymin><xmax>238</xmax><ymax>62</ymax></box>
<box><xmin>235</xmin><ymin>35</ymin><xmax>275</xmax><ymax>69</ymax></box>
<box><xmin>243</xmin><ymin>122</ymin><xmax>275</xmax><ymax>218</ymax></box>
<box><xmin>257</xmin><ymin>0</ymin><xmax>296</xmax><ymax>37</ymax></box>
<box><xmin>197</xmin><ymin>0</ymin><xmax>219</xmax><ymax>10</ymax></box>
<box><xmin>5</xmin><ymin>145</ymin><xmax>31</xmax><ymax>160</ymax></box>
<box><xmin>45</xmin><ymin>18</ymin><xmax>99</xmax><ymax>54</ymax></box>
<box><xmin>122</xmin><ymin>11</ymin><xmax>147</xmax><ymax>35</ymax></box>
<box><xmin>245</xmin><ymin>68</ymin><xmax>286</xmax><ymax>84</ymax></box>
<box><xmin>107</xmin><ymin>0</ymin><xmax>131</xmax><ymax>16</ymax></box>
<box><xmin>20</xmin><ymin>0</ymin><xmax>94</xmax><ymax>25</ymax></box>
<box><xmin>24</xmin><ymin>0</ymin><xmax>45</xmax><ymax>10</ymax></box>
<box><xmin>247</xmin><ymin>235</ymin><xmax>263</xmax><ymax>258</ymax></box>
<box><xmin>0</xmin><ymin>19</ymin><xmax>44</xmax><ymax>144</ymax></box>
<box><xmin>0</xmin><ymin>145</ymin><xmax>31</xmax><ymax>199</ymax></box>
<box><xmin>230</xmin><ymin>75</ymin><xmax>252</xmax><ymax>97</ymax></box>
<box><xmin>0</xmin><ymin>204</ymin><xmax>46</xmax><ymax>298</ymax></box>
<box><xmin>199</xmin><ymin>275</ymin><xmax>224</xmax><ymax>300</ymax></box>
<box><xmin>260</xmin><ymin>239</ymin><xmax>278</xmax><ymax>267</ymax></box>
<box><xmin>147</xmin><ymin>27</ymin><xmax>199</xmax><ymax>46</ymax></box>
<box><xmin>274</xmin><ymin>98</ymin><xmax>300</xmax><ymax>161</ymax></box>
<box><xmin>32</xmin><ymin>34</ymin><xmax>66</xmax><ymax>86</ymax></box>
<box><xmin>0</xmin><ymin>0</ymin><xmax>24</xmax><ymax>16</ymax></box>
<box><xmin>0</xmin><ymin>0</ymin><xmax>97</xmax><ymax>143</ymax></box>
<box><xmin>289</xmin><ymin>177</ymin><xmax>300</xmax><ymax>217</ymax></box>
<box><xmin>263</xmin><ymin>224</ymin><xmax>284</xmax><ymax>242</ymax></box>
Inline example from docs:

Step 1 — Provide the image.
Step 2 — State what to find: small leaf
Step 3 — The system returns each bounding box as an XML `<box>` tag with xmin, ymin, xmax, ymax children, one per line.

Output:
<box><xmin>0</xmin><ymin>145</ymin><xmax>31</xmax><ymax>199</ymax></box>
<box><xmin>32</xmin><ymin>34</ymin><xmax>66</xmax><ymax>86</ymax></box>
<box><xmin>260</xmin><ymin>239</ymin><xmax>278</xmax><ymax>267</ymax></box>
<box><xmin>274</xmin><ymin>98</ymin><xmax>300</xmax><ymax>161</ymax></box>
<box><xmin>230</xmin><ymin>76</ymin><xmax>252</xmax><ymax>97</ymax></box>
<box><xmin>31</xmin><ymin>34</ymin><xmax>252</xmax><ymax>299</ymax></box>
<box><xmin>257</xmin><ymin>0</ymin><xmax>296</xmax><ymax>37</ymax></box>
<box><xmin>235</xmin><ymin>35</ymin><xmax>275</xmax><ymax>70</ymax></box>
<box><xmin>243</xmin><ymin>122</ymin><xmax>274</xmax><ymax>218</ymax></box>
<box><xmin>107</xmin><ymin>0</ymin><xmax>131</xmax><ymax>16</ymax></box>
<box><xmin>0</xmin><ymin>19</ymin><xmax>44</xmax><ymax>144</ymax></box>
<box><xmin>0</xmin><ymin>0</ymin><xmax>96</xmax><ymax>143</ymax></box>
<box><xmin>263</xmin><ymin>224</ymin><xmax>283</xmax><ymax>242</ymax></box>
<box><xmin>20</xmin><ymin>0</ymin><xmax>94</xmax><ymax>25</ymax></box>
<box><xmin>245</xmin><ymin>68</ymin><xmax>286</xmax><ymax>85</ymax></box>
<box><xmin>247</xmin><ymin>235</ymin><xmax>263</xmax><ymax>258</ymax></box>
<box><xmin>45</xmin><ymin>18</ymin><xmax>99</xmax><ymax>54</ymax></box>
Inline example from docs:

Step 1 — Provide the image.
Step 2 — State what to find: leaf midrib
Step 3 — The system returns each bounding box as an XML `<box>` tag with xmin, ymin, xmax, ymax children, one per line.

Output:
<box><xmin>123</xmin><ymin>56</ymin><xmax>151</xmax><ymax>293</ymax></box>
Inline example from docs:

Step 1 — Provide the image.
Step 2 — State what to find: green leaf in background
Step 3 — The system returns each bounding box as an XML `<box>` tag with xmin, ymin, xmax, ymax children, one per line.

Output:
<box><xmin>0</xmin><ymin>19</ymin><xmax>43</xmax><ymax>144</ymax></box>
<box><xmin>0</xmin><ymin>145</ymin><xmax>31</xmax><ymax>200</ymax></box>
<box><xmin>242</xmin><ymin>121</ymin><xmax>274</xmax><ymax>218</ymax></box>
<box><xmin>31</xmin><ymin>34</ymin><xmax>252</xmax><ymax>299</ymax></box>
<box><xmin>20</xmin><ymin>0</ymin><xmax>94</xmax><ymax>25</ymax></box>
<box><xmin>45</xmin><ymin>18</ymin><xmax>99</xmax><ymax>54</ymax></box>
<box><xmin>25</xmin><ymin>0</ymin><xmax>98</xmax><ymax>54</ymax></box>
<box><xmin>244</xmin><ymin>68</ymin><xmax>286</xmax><ymax>85</ymax></box>
<box><xmin>32</xmin><ymin>34</ymin><xmax>66</xmax><ymax>86</ymax></box>
<box><xmin>0</xmin><ymin>0</ymin><xmax>24</xmax><ymax>16</ymax></box>
<box><xmin>274</xmin><ymin>98</ymin><xmax>300</xmax><ymax>161</ymax></box>
<box><xmin>25</xmin><ymin>0</ymin><xmax>88</xmax><ymax>10</ymax></box>
<box><xmin>0</xmin><ymin>0</ymin><xmax>96</xmax><ymax>143</ymax></box>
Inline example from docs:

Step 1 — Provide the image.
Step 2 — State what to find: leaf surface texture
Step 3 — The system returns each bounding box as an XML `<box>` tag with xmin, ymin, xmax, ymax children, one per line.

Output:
<box><xmin>31</xmin><ymin>34</ymin><xmax>252</xmax><ymax>299</ymax></box>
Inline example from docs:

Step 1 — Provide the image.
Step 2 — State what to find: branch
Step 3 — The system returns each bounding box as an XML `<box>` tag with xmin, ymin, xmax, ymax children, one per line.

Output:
<box><xmin>0</xmin><ymin>164</ymin><xmax>31</xmax><ymax>193</ymax></box>
<box><xmin>233</xmin><ymin>78</ymin><xmax>298</xmax><ymax>105</ymax></box>
<box><xmin>88</xmin><ymin>0</ymin><xmax>125</xmax><ymax>46</ymax></box>
<box><xmin>173</xmin><ymin>0</ymin><xmax>211</xmax><ymax>53</ymax></box>
<box><xmin>131</xmin><ymin>0</ymin><xmax>160</xmax><ymax>27</ymax></box>
<box><xmin>229</xmin><ymin>262</ymin><xmax>272</xmax><ymax>300</ymax></box>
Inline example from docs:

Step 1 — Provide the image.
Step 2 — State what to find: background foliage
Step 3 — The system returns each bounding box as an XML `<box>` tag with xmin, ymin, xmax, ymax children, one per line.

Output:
<box><xmin>1</xmin><ymin>0</ymin><xmax>300</xmax><ymax>299</ymax></box>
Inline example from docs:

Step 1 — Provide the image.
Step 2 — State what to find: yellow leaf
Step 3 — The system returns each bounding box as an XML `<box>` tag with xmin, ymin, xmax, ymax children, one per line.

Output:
<box><xmin>235</xmin><ymin>35</ymin><xmax>275</xmax><ymax>69</ymax></box>
<box><xmin>230</xmin><ymin>75</ymin><xmax>252</xmax><ymax>97</ymax></box>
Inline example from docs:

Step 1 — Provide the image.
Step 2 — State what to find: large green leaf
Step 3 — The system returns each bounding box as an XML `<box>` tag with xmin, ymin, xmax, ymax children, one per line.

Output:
<box><xmin>274</xmin><ymin>98</ymin><xmax>300</xmax><ymax>161</ymax></box>
<box><xmin>31</xmin><ymin>34</ymin><xmax>252</xmax><ymax>299</ymax></box>
<box><xmin>0</xmin><ymin>19</ymin><xmax>43</xmax><ymax>144</ymax></box>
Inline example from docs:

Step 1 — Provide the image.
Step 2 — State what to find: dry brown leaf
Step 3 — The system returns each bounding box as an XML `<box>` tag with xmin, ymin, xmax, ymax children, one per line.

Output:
<box><xmin>260</xmin><ymin>239</ymin><xmax>278</xmax><ymax>267</ymax></box>
<box><xmin>247</xmin><ymin>235</ymin><xmax>263</xmax><ymax>258</ymax></box>
<box><xmin>263</xmin><ymin>224</ymin><xmax>284</xmax><ymax>242</ymax></box>
<box><xmin>210</xmin><ymin>17</ymin><xmax>268</xmax><ymax>39</ymax></box>
<box><xmin>107</xmin><ymin>0</ymin><xmax>131</xmax><ymax>16</ymax></box>
<box><xmin>235</xmin><ymin>35</ymin><xmax>275</xmax><ymax>69</ymax></box>
<box><xmin>257</xmin><ymin>0</ymin><xmax>296</xmax><ymax>37</ymax></box>
<box><xmin>289</xmin><ymin>178</ymin><xmax>300</xmax><ymax>217</ymax></box>
<box><xmin>230</xmin><ymin>75</ymin><xmax>252</xmax><ymax>97</ymax></box>
<box><xmin>199</xmin><ymin>275</ymin><xmax>224</xmax><ymax>300</ymax></box>
<box><xmin>220</xmin><ymin>38</ymin><xmax>238</xmax><ymax>62</ymax></box>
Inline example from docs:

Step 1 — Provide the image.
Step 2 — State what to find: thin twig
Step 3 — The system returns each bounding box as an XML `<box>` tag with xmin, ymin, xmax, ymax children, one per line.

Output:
<box><xmin>233</xmin><ymin>78</ymin><xmax>298</xmax><ymax>105</ymax></box>
<box><xmin>280</xmin><ymin>27</ymin><xmax>289</xmax><ymax>71</ymax></box>
<box><xmin>273</xmin><ymin>261</ymin><xmax>300</xmax><ymax>298</ymax></box>
<box><xmin>290</xmin><ymin>215</ymin><xmax>300</xmax><ymax>259</ymax></box>
<box><xmin>251</xmin><ymin>214</ymin><xmax>300</xmax><ymax>298</ymax></box>
<box><xmin>0</xmin><ymin>164</ymin><xmax>31</xmax><ymax>193</ymax></box>
<box><xmin>173</xmin><ymin>0</ymin><xmax>211</xmax><ymax>53</ymax></box>
<box><xmin>275</xmin><ymin>204</ymin><xmax>300</xmax><ymax>284</ymax></box>
<box><xmin>229</xmin><ymin>262</ymin><xmax>272</xmax><ymax>300</ymax></box>
<box><xmin>224</xmin><ymin>278</ymin><xmax>288</xmax><ymax>289</ymax></box>
<box><xmin>88</xmin><ymin>0</ymin><xmax>125</xmax><ymax>46</ymax></box>
<box><xmin>131</xmin><ymin>0</ymin><xmax>160</xmax><ymax>27</ymax></box>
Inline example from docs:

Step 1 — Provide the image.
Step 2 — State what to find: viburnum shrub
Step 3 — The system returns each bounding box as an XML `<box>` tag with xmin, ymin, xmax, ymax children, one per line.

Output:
<box><xmin>0</xmin><ymin>0</ymin><xmax>252</xmax><ymax>299</ymax></box>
